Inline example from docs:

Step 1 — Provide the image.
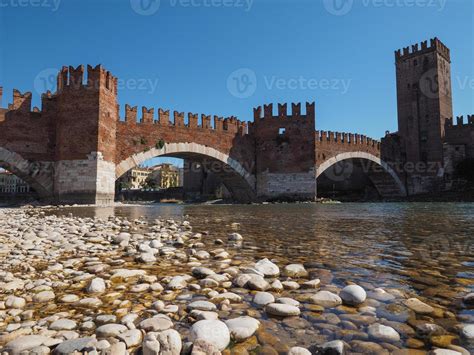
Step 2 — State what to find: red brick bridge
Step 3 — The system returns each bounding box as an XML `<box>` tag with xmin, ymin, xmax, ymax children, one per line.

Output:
<box><xmin>0</xmin><ymin>65</ymin><xmax>406</xmax><ymax>203</ymax></box>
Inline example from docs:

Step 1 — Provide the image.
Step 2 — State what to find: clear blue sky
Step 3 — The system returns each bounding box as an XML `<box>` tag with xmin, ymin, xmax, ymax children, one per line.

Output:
<box><xmin>1</xmin><ymin>0</ymin><xmax>473</xmax><ymax>141</ymax></box>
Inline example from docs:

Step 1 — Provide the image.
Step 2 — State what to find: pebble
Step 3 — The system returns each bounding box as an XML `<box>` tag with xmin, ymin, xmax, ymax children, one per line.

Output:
<box><xmin>404</xmin><ymin>298</ymin><xmax>434</xmax><ymax>314</ymax></box>
<box><xmin>254</xmin><ymin>258</ymin><xmax>280</xmax><ymax>277</ymax></box>
<box><xmin>253</xmin><ymin>292</ymin><xmax>275</xmax><ymax>306</ymax></box>
<box><xmin>33</xmin><ymin>291</ymin><xmax>55</xmax><ymax>303</ymax></box>
<box><xmin>190</xmin><ymin>319</ymin><xmax>230</xmax><ymax>351</ymax></box>
<box><xmin>310</xmin><ymin>291</ymin><xmax>342</xmax><ymax>307</ymax></box>
<box><xmin>340</xmin><ymin>284</ymin><xmax>367</xmax><ymax>305</ymax></box>
<box><xmin>265</xmin><ymin>303</ymin><xmax>301</xmax><ymax>317</ymax></box>
<box><xmin>461</xmin><ymin>324</ymin><xmax>474</xmax><ymax>339</ymax></box>
<box><xmin>225</xmin><ymin>316</ymin><xmax>260</xmax><ymax>341</ymax></box>
<box><xmin>87</xmin><ymin>277</ymin><xmax>106</xmax><ymax>293</ymax></box>
<box><xmin>283</xmin><ymin>264</ymin><xmax>308</xmax><ymax>278</ymax></box>
<box><xmin>96</xmin><ymin>323</ymin><xmax>128</xmax><ymax>337</ymax></box>
<box><xmin>368</xmin><ymin>323</ymin><xmax>401</xmax><ymax>342</ymax></box>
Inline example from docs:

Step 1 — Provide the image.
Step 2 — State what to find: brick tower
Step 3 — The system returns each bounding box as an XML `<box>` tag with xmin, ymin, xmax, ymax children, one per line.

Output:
<box><xmin>394</xmin><ymin>38</ymin><xmax>453</xmax><ymax>168</ymax></box>
<box><xmin>250</xmin><ymin>102</ymin><xmax>316</xmax><ymax>200</ymax></box>
<box><xmin>51</xmin><ymin>65</ymin><xmax>119</xmax><ymax>204</ymax></box>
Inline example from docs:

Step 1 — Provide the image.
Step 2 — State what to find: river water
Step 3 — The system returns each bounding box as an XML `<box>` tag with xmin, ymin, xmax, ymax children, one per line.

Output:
<box><xmin>54</xmin><ymin>202</ymin><xmax>474</xmax><ymax>352</ymax></box>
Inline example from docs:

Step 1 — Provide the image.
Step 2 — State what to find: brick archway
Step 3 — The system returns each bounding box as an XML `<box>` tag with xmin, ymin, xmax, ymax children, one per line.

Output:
<box><xmin>0</xmin><ymin>147</ymin><xmax>54</xmax><ymax>198</ymax></box>
<box><xmin>116</xmin><ymin>142</ymin><xmax>256</xmax><ymax>202</ymax></box>
<box><xmin>316</xmin><ymin>152</ymin><xmax>407</xmax><ymax>197</ymax></box>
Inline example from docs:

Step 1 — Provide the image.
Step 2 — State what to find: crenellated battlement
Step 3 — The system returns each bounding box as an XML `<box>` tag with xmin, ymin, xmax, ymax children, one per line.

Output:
<box><xmin>445</xmin><ymin>115</ymin><xmax>474</xmax><ymax>128</ymax></box>
<box><xmin>395</xmin><ymin>37</ymin><xmax>450</xmax><ymax>62</ymax></box>
<box><xmin>7</xmin><ymin>89</ymin><xmax>33</xmax><ymax>112</ymax></box>
<box><xmin>120</xmin><ymin>105</ymin><xmax>248</xmax><ymax>135</ymax></box>
<box><xmin>316</xmin><ymin>130</ymin><xmax>381</xmax><ymax>149</ymax></box>
<box><xmin>253</xmin><ymin>102</ymin><xmax>315</xmax><ymax>121</ymax></box>
<box><xmin>57</xmin><ymin>64</ymin><xmax>118</xmax><ymax>94</ymax></box>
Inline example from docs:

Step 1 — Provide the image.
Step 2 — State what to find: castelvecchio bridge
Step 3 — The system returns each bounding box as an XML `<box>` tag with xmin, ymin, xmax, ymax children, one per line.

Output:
<box><xmin>5</xmin><ymin>37</ymin><xmax>471</xmax><ymax>204</ymax></box>
<box><xmin>0</xmin><ymin>63</ymin><xmax>406</xmax><ymax>203</ymax></box>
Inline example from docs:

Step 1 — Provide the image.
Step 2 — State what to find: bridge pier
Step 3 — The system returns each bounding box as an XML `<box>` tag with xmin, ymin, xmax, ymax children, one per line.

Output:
<box><xmin>54</xmin><ymin>152</ymin><xmax>116</xmax><ymax>205</ymax></box>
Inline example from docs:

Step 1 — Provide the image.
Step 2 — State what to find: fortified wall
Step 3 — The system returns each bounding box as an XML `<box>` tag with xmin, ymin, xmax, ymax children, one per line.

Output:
<box><xmin>0</xmin><ymin>64</ymin><xmax>387</xmax><ymax>204</ymax></box>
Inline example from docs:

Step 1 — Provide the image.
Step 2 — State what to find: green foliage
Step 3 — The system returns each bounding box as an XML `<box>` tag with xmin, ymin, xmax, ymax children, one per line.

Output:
<box><xmin>155</xmin><ymin>139</ymin><xmax>165</xmax><ymax>150</ymax></box>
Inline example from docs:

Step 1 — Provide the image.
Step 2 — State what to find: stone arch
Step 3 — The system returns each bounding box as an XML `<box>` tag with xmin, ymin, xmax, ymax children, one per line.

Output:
<box><xmin>116</xmin><ymin>142</ymin><xmax>256</xmax><ymax>202</ymax></box>
<box><xmin>316</xmin><ymin>152</ymin><xmax>407</xmax><ymax>197</ymax></box>
<box><xmin>0</xmin><ymin>147</ymin><xmax>54</xmax><ymax>198</ymax></box>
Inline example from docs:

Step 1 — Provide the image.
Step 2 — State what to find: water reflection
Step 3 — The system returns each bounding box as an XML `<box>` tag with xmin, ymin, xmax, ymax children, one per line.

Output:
<box><xmin>53</xmin><ymin>202</ymin><xmax>474</xmax><ymax>350</ymax></box>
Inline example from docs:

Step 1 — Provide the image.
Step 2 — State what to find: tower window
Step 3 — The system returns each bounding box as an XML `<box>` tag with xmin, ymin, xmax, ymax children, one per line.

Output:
<box><xmin>414</xmin><ymin>59</ymin><xmax>418</xmax><ymax>66</ymax></box>
<box><xmin>278</xmin><ymin>128</ymin><xmax>286</xmax><ymax>135</ymax></box>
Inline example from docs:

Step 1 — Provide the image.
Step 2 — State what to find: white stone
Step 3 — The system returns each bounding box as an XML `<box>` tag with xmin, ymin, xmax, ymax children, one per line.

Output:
<box><xmin>190</xmin><ymin>320</ymin><xmax>230</xmax><ymax>351</ymax></box>
<box><xmin>368</xmin><ymin>323</ymin><xmax>400</xmax><ymax>342</ymax></box>
<box><xmin>5</xmin><ymin>296</ymin><xmax>26</xmax><ymax>309</ymax></box>
<box><xmin>254</xmin><ymin>258</ymin><xmax>279</xmax><ymax>277</ymax></box>
<box><xmin>187</xmin><ymin>301</ymin><xmax>217</xmax><ymax>312</ymax></box>
<box><xmin>283</xmin><ymin>264</ymin><xmax>308</xmax><ymax>278</ymax></box>
<box><xmin>253</xmin><ymin>292</ymin><xmax>275</xmax><ymax>306</ymax></box>
<box><xmin>87</xmin><ymin>277</ymin><xmax>106</xmax><ymax>293</ymax></box>
<box><xmin>167</xmin><ymin>276</ymin><xmax>187</xmax><ymax>290</ymax></box>
<box><xmin>96</xmin><ymin>323</ymin><xmax>128</xmax><ymax>338</ymax></box>
<box><xmin>461</xmin><ymin>324</ymin><xmax>474</xmax><ymax>339</ymax></box>
<box><xmin>310</xmin><ymin>291</ymin><xmax>342</xmax><ymax>308</ymax></box>
<box><xmin>50</xmin><ymin>319</ymin><xmax>77</xmax><ymax>331</ymax></box>
<box><xmin>157</xmin><ymin>329</ymin><xmax>182</xmax><ymax>355</ymax></box>
<box><xmin>225</xmin><ymin>316</ymin><xmax>260</xmax><ymax>342</ymax></box>
<box><xmin>340</xmin><ymin>285</ymin><xmax>367</xmax><ymax>305</ymax></box>
<box><xmin>288</xmin><ymin>347</ymin><xmax>312</xmax><ymax>355</ymax></box>
<box><xmin>118</xmin><ymin>329</ymin><xmax>143</xmax><ymax>348</ymax></box>
<box><xmin>33</xmin><ymin>291</ymin><xmax>55</xmax><ymax>303</ymax></box>
<box><xmin>265</xmin><ymin>303</ymin><xmax>301</xmax><ymax>317</ymax></box>
<box><xmin>142</xmin><ymin>333</ymin><xmax>161</xmax><ymax>355</ymax></box>
<box><xmin>139</xmin><ymin>315</ymin><xmax>173</xmax><ymax>332</ymax></box>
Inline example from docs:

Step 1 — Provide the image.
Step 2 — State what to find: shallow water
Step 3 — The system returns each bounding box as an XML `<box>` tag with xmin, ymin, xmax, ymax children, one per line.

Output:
<box><xmin>54</xmin><ymin>202</ymin><xmax>474</xmax><ymax>352</ymax></box>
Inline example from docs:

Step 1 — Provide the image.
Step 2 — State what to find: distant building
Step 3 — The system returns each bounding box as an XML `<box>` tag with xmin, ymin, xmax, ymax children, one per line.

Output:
<box><xmin>116</xmin><ymin>167</ymin><xmax>152</xmax><ymax>190</ymax></box>
<box><xmin>0</xmin><ymin>170</ymin><xmax>31</xmax><ymax>193</ymax></box>
<box><xmin>148</xmin><ymin>164</ymin><xmax>181</xmax><ymax>189</ymax></box>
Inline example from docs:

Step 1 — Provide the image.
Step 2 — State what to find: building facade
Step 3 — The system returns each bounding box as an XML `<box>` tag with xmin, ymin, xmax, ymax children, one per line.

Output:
<box><xmin>116</xmin><ymin>167</ymin><xmax>151</xmax><ymax>190</ymax></box>
<box><xmin>0</xmin><ymin>170</ymin><xmax>31</xmax><ymax>194</ymax></box>
<box><xmin>148</xmin><ymin>164</ymin><xmax>181</xmax><ymax>189</ymax></box>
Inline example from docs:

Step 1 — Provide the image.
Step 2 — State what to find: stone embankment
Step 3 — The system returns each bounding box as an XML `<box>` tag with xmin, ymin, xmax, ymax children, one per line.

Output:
<box><xmin>0</xmin><ymin>207</ymin><xmax>471</xmax><ymax>354</ymax></box>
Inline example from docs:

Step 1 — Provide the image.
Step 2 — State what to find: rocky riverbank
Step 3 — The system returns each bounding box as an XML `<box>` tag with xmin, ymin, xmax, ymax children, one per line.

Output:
<box><xmin>0</xmin><ymin>207</ymin><xmax>472</xmax><ymax>354</ymax></box>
